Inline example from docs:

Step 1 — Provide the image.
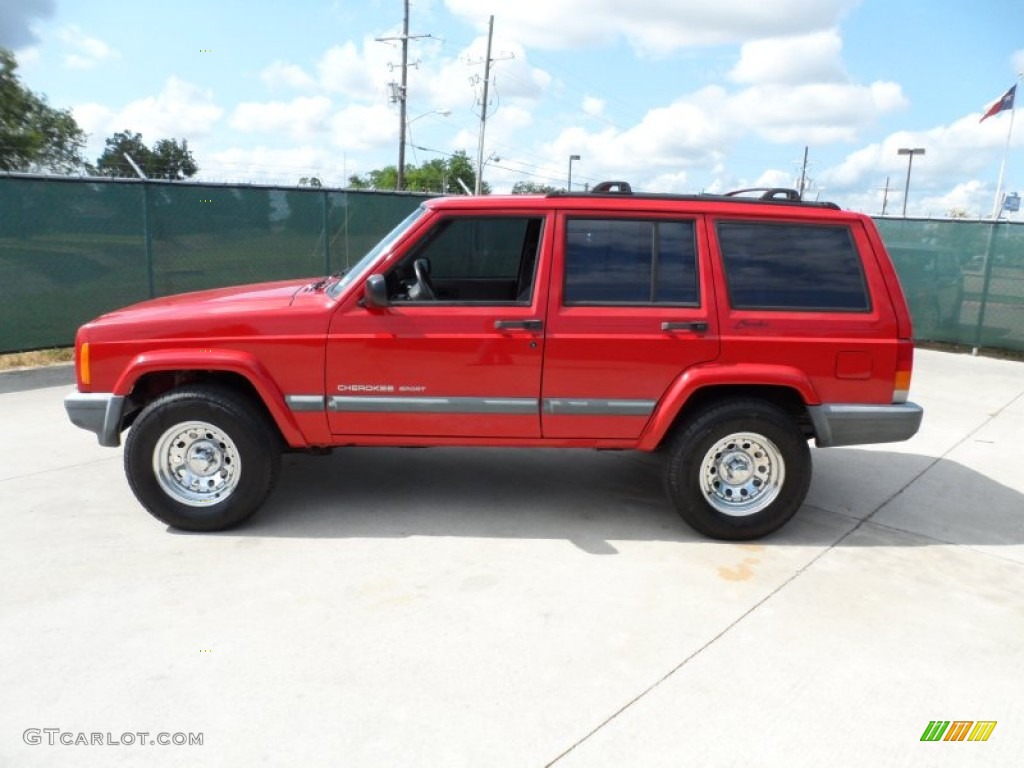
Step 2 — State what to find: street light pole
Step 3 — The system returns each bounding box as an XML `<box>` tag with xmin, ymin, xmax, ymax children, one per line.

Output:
<box><xmin>897</xmin><ymin>147</ymin><xmax>925</xmax><ymax>217</ymax></box>
<box><xmin>568</xmin><ymin>154</ymin><xmax>580</xmax><ymax>191</ymax></box>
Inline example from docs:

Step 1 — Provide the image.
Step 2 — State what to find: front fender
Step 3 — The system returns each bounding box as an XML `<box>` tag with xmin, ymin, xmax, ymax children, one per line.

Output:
<box><xmin>112</xmin><ymin>348</ymin><xmax>308</xmax><ymax>448</ymax></box>
<box><xmin>637</xmin><ymin>363</ymin><xmax>819</xmax><ymax>450</ymax></box>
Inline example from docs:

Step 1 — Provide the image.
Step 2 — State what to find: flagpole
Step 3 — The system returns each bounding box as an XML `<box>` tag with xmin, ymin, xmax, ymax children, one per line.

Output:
<box><xmin>990</xmin><ymin>75</ymin><xmax>1021</xmax><ymax>219</ymax></box>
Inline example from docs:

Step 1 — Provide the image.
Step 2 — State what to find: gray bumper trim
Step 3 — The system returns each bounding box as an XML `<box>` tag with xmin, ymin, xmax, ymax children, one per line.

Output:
<box><xmin>808</xmin><ymin>402</ymin><xmax>923</xmax><ymax>448</ymax></box>
<box><xmin>64</xmin><ymin>392</ymin><xmax>126</xmax><ymax>448</ymax></box>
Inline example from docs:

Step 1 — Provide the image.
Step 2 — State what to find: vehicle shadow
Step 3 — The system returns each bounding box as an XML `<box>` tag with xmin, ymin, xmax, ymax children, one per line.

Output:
<box><xmin>217</xmin><ymin>446</ymin><xmax>1023</xmax><ymax>550</ymax></box>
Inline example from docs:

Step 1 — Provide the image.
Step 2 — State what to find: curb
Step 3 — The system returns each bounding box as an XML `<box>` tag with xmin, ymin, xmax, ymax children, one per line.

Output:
<box><xmin>0</xmin><ymin>363</ymin><xmax>75</xmax><ymax>394</ymax></box>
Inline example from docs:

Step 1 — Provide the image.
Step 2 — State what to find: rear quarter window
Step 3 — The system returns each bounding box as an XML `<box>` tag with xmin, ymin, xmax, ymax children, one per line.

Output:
<box><xmin>716</xmin><ymin>221</ymin><xmax>870</xmax><ymax>311</ymax></box>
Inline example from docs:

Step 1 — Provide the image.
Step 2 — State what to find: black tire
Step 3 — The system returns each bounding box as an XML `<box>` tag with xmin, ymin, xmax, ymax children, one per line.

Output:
<box><xmin>663</xmin><ymin>399</ymin><xmax>811</xmax><ymax>540</ymax></box>
<box><xmin>124</xmin><ymin>385</ymin><xmax>282</xmax><ymax>532</ymax></box>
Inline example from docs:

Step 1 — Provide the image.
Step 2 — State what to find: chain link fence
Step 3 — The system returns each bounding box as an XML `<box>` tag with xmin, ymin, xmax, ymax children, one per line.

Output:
<box><xmin>0</xmin><ymin>176</ymin><xmax>424</xmax><ymax>352</ymax></box>
<box><xmin>875</xmin><ymin>217</ymin><xmax>1024</xmax><ymax>352</ymax></box>
<box><xmin>2</xmin><ymin>175</ymin><xmax>1022</xmax><ymax>354</ymax></box>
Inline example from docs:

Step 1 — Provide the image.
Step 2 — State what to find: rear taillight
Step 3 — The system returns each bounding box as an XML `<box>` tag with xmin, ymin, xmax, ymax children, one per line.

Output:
<box><xmin>893</xmin><ymin>340</ymin><xmax>913</xmax><ymax>403</ymax></box>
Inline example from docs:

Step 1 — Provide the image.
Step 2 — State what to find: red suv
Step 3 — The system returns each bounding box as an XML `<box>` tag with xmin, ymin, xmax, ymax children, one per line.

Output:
<box><xmin>65</xmin><ymin>185</ymin><xmax>922</xmax><ymax>539</ymax></box>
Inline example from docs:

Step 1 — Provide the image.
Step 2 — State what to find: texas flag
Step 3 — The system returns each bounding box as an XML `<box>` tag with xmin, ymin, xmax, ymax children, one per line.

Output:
<box><xmin>980</xmin><ymin>84</ymin><xmax>1016</xmax><ymax>122</ymax></box>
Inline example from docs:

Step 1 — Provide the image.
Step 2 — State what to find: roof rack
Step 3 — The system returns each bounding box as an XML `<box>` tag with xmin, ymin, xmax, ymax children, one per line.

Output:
<box><xmin>724</xmin><ymin>187</ymin><xmax>802</xmax><ymax>202</ymax></box>
<box><xmin>590</xmin><ymin>180</ymin><xmax>633</xmax><ymax>194</ymax></box>
<box><xmin>546</xmin><ymin>181</ymin><xmax>839</xmax><ymax>209</ymax></box>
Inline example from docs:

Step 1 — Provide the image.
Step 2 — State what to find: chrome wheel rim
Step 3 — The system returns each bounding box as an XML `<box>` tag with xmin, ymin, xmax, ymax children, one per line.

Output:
<box><xmin>152</xmin><ymin>421</ymin><xmax>241</xmax><ymax>507</ymax></box>
<box><xmin>699</xmin><ymin>432</ymin><xmax>784</xmax><ymax>517</ymax></box>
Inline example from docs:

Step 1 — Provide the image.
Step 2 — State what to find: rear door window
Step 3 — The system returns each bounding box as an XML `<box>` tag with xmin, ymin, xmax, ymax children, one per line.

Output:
<box><xmin>563</xmin><ymin>218</ymin><xmax>698</xmax><ymax>305</ymax></box>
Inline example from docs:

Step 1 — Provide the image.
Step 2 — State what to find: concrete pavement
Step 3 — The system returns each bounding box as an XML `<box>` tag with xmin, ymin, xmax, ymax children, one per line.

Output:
<box><xmin>0</xmin><ymin>349</ymin><xmax>1021</xmax><ymax>767</ymax></box>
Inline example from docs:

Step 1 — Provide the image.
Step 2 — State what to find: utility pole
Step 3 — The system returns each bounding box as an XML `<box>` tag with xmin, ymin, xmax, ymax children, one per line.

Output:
<box><xmin>798</xmin><ymin>146</ymin><xmax>808</xmax><ymax>199</ymax></box>
<box><xmin>375</xmin><ymin>0</ymin><xmax>430</xmax><ymax>191</ymax></box>
<box><xmin>474</xmin><ymin>15</ymin><xmax>495</xmax><ymax>195</ymax></box>
<box><xmin>397</xmin><ymin>1</ymin><xmax>409</xmax><ymax>191</ymax></box>
<box><xmin>879</xmin><ymin>176</ymin><xmax>892</xmax><ymax>215</ymax></box>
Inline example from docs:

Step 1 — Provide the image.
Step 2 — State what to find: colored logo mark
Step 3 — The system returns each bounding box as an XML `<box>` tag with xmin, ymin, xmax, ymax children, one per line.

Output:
<box><xmin>920</xmin><ymin>720</ymin><xmax>997</xmax><ymax>742</ymax></box>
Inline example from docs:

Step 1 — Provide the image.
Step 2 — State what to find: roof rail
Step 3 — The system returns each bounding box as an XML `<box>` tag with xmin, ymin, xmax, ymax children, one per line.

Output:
<box><xmin>541</xmin><ymin>180</ymin><xmax>838</xmax><ymax>208</ymax></box>
<box><xmin>725</xmin><ymin>187</ymin><xmax>802</xmax><ymax>202</ymax></box>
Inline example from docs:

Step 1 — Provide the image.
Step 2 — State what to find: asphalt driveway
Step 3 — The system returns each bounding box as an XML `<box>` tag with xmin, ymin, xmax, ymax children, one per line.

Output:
<box><xmin>1</xmin><ymin>349</ymin><xmax>1021</xmax><ymax>767</ymax></box>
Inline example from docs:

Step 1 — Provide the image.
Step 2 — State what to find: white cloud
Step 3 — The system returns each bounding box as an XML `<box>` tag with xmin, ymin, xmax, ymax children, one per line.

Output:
<box><xmin>318</xmin><ymin>39</ymin><xmax>394</xmax><ymax>101</ymax></box>
<box><xmin>329</xmin><ymin>104</ymin><xmax>400</xmax><ymax>151</ymax></box>
<box><xmin>646</xmin><ymin>170</ymin><xmax>690</xmax><ymax>193</ymax></box>
<box><xmin>73</xmin><ymin>77</ymin><xmax>224</xmax><ymax>153</ymax></box>
<box><xmin>201</xmin><ymin>145</ymin><xmax>347</xmax><ymax>185</ymax></box>
<box><xmin>1012</xmin><ymin>49</ymin><xmax>1024</xmax><ymax>75</ymax></box>
<box><xmin>56</xmin><ymin>24</ymin><xmax>118</xmax><ymax>69</ymax></box>
<box><xmin>824</xmin><ymin>111</ymin><xmax>1024</xmax><ymax>195</ymax></box>
<box><xmin>917</xmin><ymin>180</ymin><xmax>990</xmax><ymax>219</ymax></box>
<box><xmin>754</xmin><ymin>169</ymin><xmax>795</xmax><ymax>188</ymax></box>
<box><xmin>729</xmin><ymin>30</ymin><xmax>846</xmax><ymax>85</ymax></box>
<box><xmin>406</xmin><ymin>35</ymin><xmax>553</xmax><ymax>119</ymax></box>
<box><xmin>583</xmin><ymin>96</ymin><xmax>605</xmax><ymax>117</ymax></box>
<box><xmin>819</xmin><ymin>106</ymin><xmax>1024</xmax><ymax>215</ymax></box>
<box><xmin>14</xmin><ymin>46</ymin><xmax>41</xmax><ymax>68</ymax></box>
<box><xmin>528</xmin><ymin>73</ymin><xmax>906</xmax><ymax>194</ymax></box>
<box><xmin>260</xmin><ymin>61</ymin><xmax>316</xmax><ymax>90</ymax></box>
<box><xmin>729</xmin><ymin>80</ymin><xmax>907</xmax><ymax>143</ymax></box>
<box><xmin>444</xmin><ymin>0</ymin><xmax>857</xmax><ymax>54</ymax></box>
<box><xmin>231</xmin><ymin>97</ymin><xmax>332</xmax><ymax>139</ymax></box>
<box><xmin>225</xmin><ymin>97</ymin><xmax>399</xmax><ymax>153</ymax></box>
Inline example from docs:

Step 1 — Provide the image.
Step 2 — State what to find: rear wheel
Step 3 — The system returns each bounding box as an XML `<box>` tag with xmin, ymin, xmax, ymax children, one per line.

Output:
<box><xmin>124</xmin><ymin>385</ymin><xmax>281</xmax><ymax>531</ymax></box>
<box><xmin>664</xmin><ymin>399</ymin><xmax>810</xmax><ymax>540</ymax></box>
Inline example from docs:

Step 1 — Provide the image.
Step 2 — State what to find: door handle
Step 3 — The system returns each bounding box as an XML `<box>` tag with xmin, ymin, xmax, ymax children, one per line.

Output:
<box><xmin>661</xmin><ymin>321</ymin><xmax>708</xmax><ymax>332</ymax></box>
<box><xmin>494</xmin><ymin>319</ymin><xmax>543</xmax><ymax>331</ymax></box>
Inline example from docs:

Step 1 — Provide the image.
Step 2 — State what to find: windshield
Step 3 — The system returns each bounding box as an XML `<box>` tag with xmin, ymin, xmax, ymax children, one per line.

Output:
<box><xmin>328</xmin><ymin>205</ymin><xmax>427</xmax><ymax>299</ymax></box>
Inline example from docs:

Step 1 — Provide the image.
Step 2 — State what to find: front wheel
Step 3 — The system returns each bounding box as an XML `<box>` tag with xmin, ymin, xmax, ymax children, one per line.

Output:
<box><xmin>664</xmin><ymin>399</ymin><xmax>811</xmax><ymax>540</ymax></box>
<box><xmin>124</xmin><ymin>385</ymin><xmax>281</xmax><ymax>531</ymax></box>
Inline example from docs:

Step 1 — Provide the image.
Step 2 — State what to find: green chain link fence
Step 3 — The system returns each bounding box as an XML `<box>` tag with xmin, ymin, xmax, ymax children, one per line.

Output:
<box><xmin>875</xmin><ymin>217</ymin><xmax>1024</xmax><ymax>351</ymax></box>
<box><xmin>0</xmin><ymin>176</ymin><xmax>424</xmax><ymax>352</ymax></box>
<box><xmin>1</xmin><ymin>175</ymin><xmax>1022</xmax><ymax>354</ymax></box>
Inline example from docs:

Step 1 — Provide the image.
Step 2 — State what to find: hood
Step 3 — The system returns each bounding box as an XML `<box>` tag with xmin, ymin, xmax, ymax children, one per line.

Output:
<box><xmin>95</xmin><ymin>278</ymin><xmax>318</xmax><ymax>321</ymax></box>
<box><xmin>85</xmin><ymin>278</ymin><xmax>330</xmax><ymax>340</ymax></box>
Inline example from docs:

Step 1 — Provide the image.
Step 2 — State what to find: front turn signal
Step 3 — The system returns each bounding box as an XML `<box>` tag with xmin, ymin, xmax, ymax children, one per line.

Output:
<box><xmin>80</xmin><ymin>342</ymin><xmax>91</xmax><ymax>386</ymax></box>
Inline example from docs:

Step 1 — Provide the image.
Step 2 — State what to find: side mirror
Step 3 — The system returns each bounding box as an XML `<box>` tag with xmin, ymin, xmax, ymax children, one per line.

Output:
<box><xmin>363</xmin><ymin>274</ymin><xmax>388</xmax><ymax>307</ymax></box>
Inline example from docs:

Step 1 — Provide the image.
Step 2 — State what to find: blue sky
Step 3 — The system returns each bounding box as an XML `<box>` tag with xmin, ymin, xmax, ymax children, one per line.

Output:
<box><xmin>3</xmin><ymin>0</ymin><xmax>1023</xmax><ymax>217</ymax></box>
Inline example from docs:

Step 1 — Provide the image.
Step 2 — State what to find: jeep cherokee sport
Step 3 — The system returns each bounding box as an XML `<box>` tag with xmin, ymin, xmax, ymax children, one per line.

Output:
<box><xmin>65</xmin><ymin>185</ymin><xmax>923</xmax><ymax>540</ymax></box>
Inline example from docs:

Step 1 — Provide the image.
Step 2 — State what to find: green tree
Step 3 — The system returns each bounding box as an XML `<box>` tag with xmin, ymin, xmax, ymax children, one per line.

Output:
<box><xmin>347</xmin><ymin>150</ymin><xmax>489</xmax><ymax>194</ymax></box>
<box><xmin>96</xmin><ymin>131</ymin><xmax>198</xmax><ymax>179</ymax></box>
<box><xmin>95</xmin><ymin>131</ymin><xmax>152</xmax><ymax>177</ymax></box>
<box><xmin>446</xmin><ymin>150</ymin><xmax>489</xmax><ymax>195</ymax></box>
<box><xmin>0</xmin><ymin>48</ymin><xmax>88</xmax><ymax>173</ymax></box>
<box><xmin>511</xmin><ymin>181</ymin><xmax>559</xmax><ymax>194</ymax></box>
<box><xmin>151</xmin><ymin>138</ymin><xmax>198</xmax><ymax>180</ymax></box>
<box><xmin>348</xmin><ymin>165</ymin><xmax>398</xmax><ymax>190</ymax></box>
